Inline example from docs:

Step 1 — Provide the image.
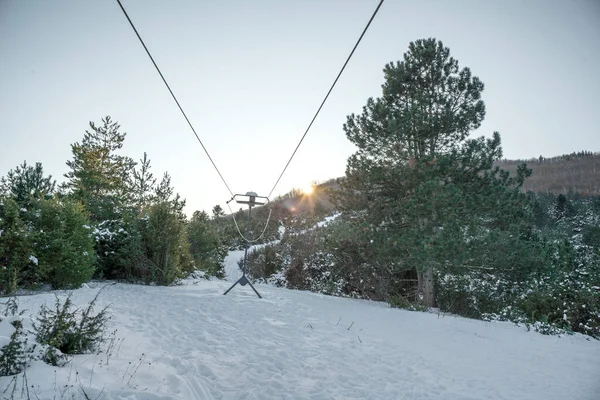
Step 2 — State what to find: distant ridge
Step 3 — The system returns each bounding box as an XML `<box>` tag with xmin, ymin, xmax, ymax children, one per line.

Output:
<box><xmin>496</xmin><ymin>151</ymin><xmax>600</xmax><ymax>196</ymax></box>
<box><xmin>252</xmin><ymin>151</ymin><xmax>600</xmax><ymax>219</ymax></box>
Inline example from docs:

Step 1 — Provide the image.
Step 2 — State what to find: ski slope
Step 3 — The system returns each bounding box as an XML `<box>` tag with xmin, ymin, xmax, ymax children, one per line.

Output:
<box><xmin>1</xmin><ymin>254</ymin><xmax>599</xmax><ymax>399</ymax></box>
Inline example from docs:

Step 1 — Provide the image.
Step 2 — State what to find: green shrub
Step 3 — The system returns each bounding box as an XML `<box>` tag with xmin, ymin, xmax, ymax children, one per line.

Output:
<box><xmin>0</xmin><ymin>298</ymin><xmax>29</xmax><ymax>376</ymax></box>
<box><xmin>33</xmin><ymin>292</ymin><xmax>109</xmax><ymax>366</ymax></box>
<box><xmin>0</xmin><ymin>323</ymin><xmax>29</xmax><ymax>376</ymax></box>
<box><xmin>139</xmin><ymin>202</ymin><xmax>193</xmax><ymax>285</ymax></box>
<box><xmin>93</xmin><ymin>215</ymin><xmax>143</xmax><ymax>280</ymax></box>
<box><xmin>188</xmin><ymin>211</ymin><xmax>227</xmax><ymax>279</ymax></box>
<box><xmin>0</xmin><ymin>198</ymin><xmax>32</xmax><ymax>294</ymax></box>
<box><xmin>35</xmin><ymin>199</ymin><xmax>96</xmax><ymax>289</ymax></box>
<box><xmin>246</xmin><ymin>245</ymin><xmax>285</xmax><ymax>281</ymax></box>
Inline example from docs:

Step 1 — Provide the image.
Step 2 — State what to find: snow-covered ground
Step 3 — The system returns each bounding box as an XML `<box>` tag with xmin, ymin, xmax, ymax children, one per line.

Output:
<box><xmin>1</xmin><ymin>253</ymin><xmax>599</xmax><ymax>399</ymax></box>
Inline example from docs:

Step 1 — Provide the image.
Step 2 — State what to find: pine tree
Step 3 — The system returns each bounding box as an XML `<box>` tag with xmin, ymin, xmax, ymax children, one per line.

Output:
<box><xmin>188</xmin><ymin>210</ymin><xmax>227</xmax><ymax>278</ymax></box>
<box><xmin>34</xmin><ymin>199</ymin><xmax>96</xmax><ymax>289</ymax></box>
<box><xmin>136</xmin><ymin>171</ymin><xmax>191</xmax><ymax>284</ymax></box>
<box><xmin>0</xmin><ymin>199</ymin><xmax>31</xmax><ymax>294</ymax></box>
<box><xmin>131</xmin><ymin>152</ymin><xmax>156</xmax><ymax>212</ymax></box>
<box><xmin>339</xmin><ymin>38</ymin><xmax>533</xmax><ymax>307</ymax></box>
<box><xmin>155</xmin><ymin>172</ymin><xmax>185</xmax><ymax>219</ymax></box>
<box><xmin>211</xmin><ymin>205</ymin><xmax>225</xmax><ymax>219</ymax></box>
<box><xmin>64</xmin><ymin>116</ymin><xmax>135</xmax><ymax>221</ymax></box>
<box><xmin>0</xmin><ymin>161</ymin><xmax>56</xmax><ymax>208</ymax></box>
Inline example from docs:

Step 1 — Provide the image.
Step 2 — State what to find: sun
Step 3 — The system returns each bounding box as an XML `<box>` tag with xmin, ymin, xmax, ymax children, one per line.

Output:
<box><xmin>302</xmin><ymin>184</ymin><xmax>314</xmax><ymax>195</ymax></box>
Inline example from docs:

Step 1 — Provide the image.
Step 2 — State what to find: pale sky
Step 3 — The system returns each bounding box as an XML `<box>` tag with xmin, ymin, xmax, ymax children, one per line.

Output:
<box><xmin>1</xmin><ymin>0</ymin><xmax>599</xmax><ymax>215</ymax></box>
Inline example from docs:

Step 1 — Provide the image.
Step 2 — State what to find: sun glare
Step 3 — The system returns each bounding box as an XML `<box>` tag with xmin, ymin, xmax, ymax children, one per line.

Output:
<box><xmin>303</xmin><ymin>184</ymin><xmax>314</xmax><ymax>195</ymax></box>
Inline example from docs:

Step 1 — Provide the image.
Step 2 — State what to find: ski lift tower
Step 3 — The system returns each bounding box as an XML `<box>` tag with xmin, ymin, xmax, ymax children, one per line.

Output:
<box><xmin>223</xmin><ymin>192</ymin><xmax>268</xmax><ymax>298</ymax></box>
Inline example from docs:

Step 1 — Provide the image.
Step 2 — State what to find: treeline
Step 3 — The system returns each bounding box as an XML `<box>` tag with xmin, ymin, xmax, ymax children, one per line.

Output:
<box><xmin>0</xmin><ymin>116</ymin><xmax>226</xmax><ymax>293</ymax></box>
<box><xmin>241</xmin><ymin>38</ymin><xmax>600</xmax><ymax>338</ymax></box>
<box><xmin>497</xmin><ymin>151</ymin><xmax>600</xmax><ymax>196</ymax></box>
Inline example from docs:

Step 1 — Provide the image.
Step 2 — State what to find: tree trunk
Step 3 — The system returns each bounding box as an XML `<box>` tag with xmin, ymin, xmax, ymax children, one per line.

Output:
<box><xmin>417</xmin><ymin>266</ymin><xmax>436</xmax><ymax>307</ymax></box>
<box><xmin>423</xmin><ymin>266</ymin><xmax>435</xmax><ymax>308</ymax></box>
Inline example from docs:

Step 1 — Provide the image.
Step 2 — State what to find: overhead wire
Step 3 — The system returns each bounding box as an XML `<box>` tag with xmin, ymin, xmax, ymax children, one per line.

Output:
<box><xmin>267</xmin><ymin>0</ymin><xmax>385</xmax><ymax>199</ymax></box>
<box><xmin>227</xmin><ymin>202</ymin><xmax>273</xmax><ymax>244</ymax></box>
<box><xmin>115</xmin><ymin>0</ymin><xmax>234</xmax><ymax>198</ymax></box>
<box><xmin>115</xmin><ymin>0</ymin><xmax>385</xmax><ymax>244</ymax></box>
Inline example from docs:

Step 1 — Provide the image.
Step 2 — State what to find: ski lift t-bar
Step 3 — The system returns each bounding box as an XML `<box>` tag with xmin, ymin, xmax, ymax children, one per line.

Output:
<box><xmin>223</xmin><ymin>192</ymin><xmax>269</xmax><ymax>298</ymax></box>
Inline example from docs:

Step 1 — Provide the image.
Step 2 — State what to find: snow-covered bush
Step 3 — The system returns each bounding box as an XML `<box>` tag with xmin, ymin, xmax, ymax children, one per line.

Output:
<box><xmin>0</xmin><ymin>197</ymin><xmax>95</xmax><ymax>292</ymax></box>
<box><xmin>245</xmin><ymin>245</ymin><xmax>286</xmax><ymax>281</ymax></box>
<box><xmin>34</xmin><ymin>293</ymin><xmax>109</xmax><ymax>366</ymax></box>
<box><xmin>0</xmin><ymin>293</ymin><xmax>111</xmax><ymax>376</ymax></box>
<box><xmin>34</xmin><ymin>199</ymin><xmax>96</xmax><ymax>289</ymax></box>
<box><xmin>187</xmin><ymin>211</ymin><xmax>227</xmax><ymax>279</ymax></box>
<box><xmin>436</xmin><ymin>273</ymin><xmax>517</xmax><ymax>319</ymax></box>
<box><xmin>93</xmin><ymin>216</ymin><xmax>143</xmax><ymax>280</ymax></box>
<box><xmin>436</xmin><ymin>239</ymin><xmax>600</xmax><ymax>338</ymax></box>
<box><xmin>0</xmin><ymin>198</ymin><xmax>31</xmax><ymax>294</ymax></box>
<box><xmin>138</xmin><ymin>202</ymin><xmax>193</xmax><ymax>285</ymax></box>
<box><xmin>0</xmin><ymin>298</ymin><xmax>30</xmax><ymax>376</ymax></box>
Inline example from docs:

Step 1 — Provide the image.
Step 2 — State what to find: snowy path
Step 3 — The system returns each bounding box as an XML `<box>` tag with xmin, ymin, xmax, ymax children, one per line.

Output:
<box><xmin>224</xmin><ymin>249</ymin><xmax>245</xmax><ymax>282</ymax></box>
<box><xmin>4</xmin><ymin>279</ymin><xmax>599</xmax><ymax>400</ymax></box>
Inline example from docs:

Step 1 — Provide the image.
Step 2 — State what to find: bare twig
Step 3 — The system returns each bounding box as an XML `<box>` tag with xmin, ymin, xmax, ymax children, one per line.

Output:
<box><xmin>68</xmin><ymin>360</ymin><xmax>74</xmax><ymax>382</ymax></box>
<box><xmin>358</xmin><ymin>335</ymin><xmax>362</xmax><ymax>343</ymax></box>
<box><xmin>79</xmin><ymin>383</ymin><xmax>92</xmax><ymax>400</ymax></box>
<box><xmin>347</xmin><ymin>321</ymin><xmax>354</xmax><ymax>331</ymax></box>
<box><xmin>336</xmin><ymin>317</ymin><xmax>341</xmax><ymax>326</ymax></box>
<box><xmin>94</xmin><ymin>387</ymin><xmax>105</xmax><ymax>400</ymax></box>
<box><xmin>23</xmin><ymin>369</ymin><xmax>31</xmax><ymax>400</ymax></box>
<box><xmin>32</xmin><ymin>384</ymin><xmax>41</xmax><ymax>400</ymax></box>
<box><xmin>2</xmin><ymin>375</ymin><xmax>17</xmax><ymax>395</ymax></box>
<box><xmin>116</xmin><ymin>338</ymin><xmax>124</xmax><ymax>359</ymax></box>
<box><xmin>89</xmin><ymin>363</ymin><xmax>95</xmax><ymax>387</ymax></box>
<box><xmin>127</xmin><ymin>353</ymin><xmax>146</xmax><ymax>386</ymax></box>
<box><xmin>121</xmin><ymin>362</ymin><xmax>132</xmax><ymax>383</ymax></box>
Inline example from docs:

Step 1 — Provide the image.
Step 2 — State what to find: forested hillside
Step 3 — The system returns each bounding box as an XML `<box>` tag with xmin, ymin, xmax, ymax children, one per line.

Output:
<box><xmin>253</xmin><ymin>151</ymin><xmax>600</xmax><ymax>217</ymax></box>
<box><xmin>1</xmin><ymin>38</ymin><xmax>598</xmax><ymax>341</ymax></box>
<box><xmin>237</xmin><ymin>39</ymin><xmax>600</xmax><ymax>339</ymax></box>
<box><xmin>0</xmin><ymin>116</ymin><xmax>227</xmax><ymax>293</ymax></box>
<box><xmin>497</xmin><ymin>151</ymin><xmax>600</xmax><ymax>196</ymax></box>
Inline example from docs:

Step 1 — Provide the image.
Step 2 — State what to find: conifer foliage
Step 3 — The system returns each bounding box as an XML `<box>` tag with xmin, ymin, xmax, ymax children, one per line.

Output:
<box><xmin>339</xmin><ymin>38</ymin><xmax>522</xmax><ymax>307</ymax></box>
<box><xmin>1</xmin><ymin>115</ymin><xmax>228</xmax><ymax>292</ymax></box>
<box><xmin>64</xmin><ymin>116</ymin><xmax>135</xmax><ymax>222</ymax></box>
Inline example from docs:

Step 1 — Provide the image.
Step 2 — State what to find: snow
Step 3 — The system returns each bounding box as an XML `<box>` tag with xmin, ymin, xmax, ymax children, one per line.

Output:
<box><xmin>224</xmin><ymin>249</ymin><xmax>246</xmax><ymax>282</ymax></box>
<box><xmin>316</xmin><ymin>212</ymin><xmax>340</xmax><ymax>228</ymax></box>
<box><xmin>29</xmin><ymin>255</ymin><xmax>38</xmax><ymax>265</ymax></box>
<box><xmin>0</xmin><ymin>255</ymin><xmax>599</xmax><ymax>399</ymax></box>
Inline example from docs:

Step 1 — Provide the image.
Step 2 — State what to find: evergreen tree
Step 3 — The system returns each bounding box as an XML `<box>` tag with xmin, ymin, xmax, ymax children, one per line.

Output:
<box><xmin>211</xmin><ymin>205</ymin><xmax>225</xmax><ymax>219</ymax></box>
<box><xmin>0</xmin><ymin>161</ymin><xmax>56</xmax><ymax>208</ymax></box>
<box><xmin>140</xmin><ymin>202</ymin><xmax>192</xmax><ymax>285</ymax></box>
<box><xmin>137</xmin><ymin>171</ymin><xmax>191</xmax><ymax>284</ymax></box>
<box><xmin>188</xmin><ymin>210</ymin><xmax>227</xmax><ymax>278</ymax></box>
<box><xmin>339</xmin><ymin>38</ymin><xmax>533</xmax><ymax>306</ymax></box>
<box><xmin>155</xmin><ymin>172</ymin><xmax>185</xmax><ymax>219</ymax></box>
<box><xmin>34</xmin><ymin>199</ymin><xmax>96</xmax><ymax>289</ymax></box>
<box><xmin>131</xmin><ymin>152</ymin><xmax>156</xmax><ymax>213</ymax></box>
<box><xmin>64</xmin><ymin>116</ymin><xmax>135</xmax><ymax>221</ymax></box>
<box><xmin>0</xmin><ymin>198</ymin><xmax>31</xmax><ymax>294</ymax></box>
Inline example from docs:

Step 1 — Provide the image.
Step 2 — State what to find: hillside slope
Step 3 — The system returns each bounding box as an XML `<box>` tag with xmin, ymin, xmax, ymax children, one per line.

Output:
<box><xmin>497</xmin><ymin>152</ymin><xmax>600</xmax><ymax>196</ymax></box>
<box><xmin>270</xmin><ymin>151</ymin><xmax>600</xmax><ymax>212</ymax></box>
<box><xmin>2</xmin><ymin>259</ymin><xmax>599</xmax><ymax>399</ymax></box>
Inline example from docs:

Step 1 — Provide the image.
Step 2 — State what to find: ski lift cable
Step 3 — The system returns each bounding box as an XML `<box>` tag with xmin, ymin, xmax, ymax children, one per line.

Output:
<box><xmin>115</xmin><ymin>0</ymin><xmax>383</xmax><ymax>242</ymax></box>
<box><xmin>266</xmin><ymin>0</ymin><xmax>385</xmax><ymax>199</ymax></box>
<box><xmin>226</xmin><ymin>202</ymin><xmax>273</xmax><ymax>244</ymax></box>
<box><xmin>115</xmin><ymin>0</ymin><xmax>234</xmax><ymax>198</ymax></box>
